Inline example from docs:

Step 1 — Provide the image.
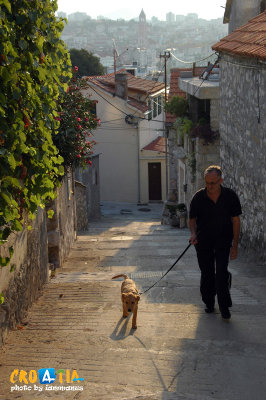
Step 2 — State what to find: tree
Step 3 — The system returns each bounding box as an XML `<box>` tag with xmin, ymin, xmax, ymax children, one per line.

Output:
<box><xmin>0</xmin><ymin>0</ymin><xmax>72</xmax><ymax>269</ymax></box>
<box><xmin>53</xmin><ymin>67</ymin><xmax>99</xmax><ymax>169</ymax></box>
<box><xmin>164</xmin><ymin>96</ymin><xmax>188</xmax><ymax>117</ymax></box>
<box><xmin>69</xmin><ymin>49</ymin><xmax>104</xmax><ymax>77</ymax></box>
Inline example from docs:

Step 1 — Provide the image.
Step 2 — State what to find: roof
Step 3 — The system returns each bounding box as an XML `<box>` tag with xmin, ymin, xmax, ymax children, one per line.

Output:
<box><xmin>166</xmin><ymin>67</ymin><xmax>206</xmax><ymax>124</ymax></box>
<box><xmin>85</xmin><ymin>69</ymin><xmax>165</xmax><ymax>96</ymax></box>
<box><xmin>142</xmin><ymin>136</ymin><xmax>165</xmax><ymax>153</ymax></box>
<box><xmin>213</xmin><ymin>11</ymin><xmax>266</xmax><ymax>60</ymax></box>
<box><xmin>85</xmin><ymin>69</ymin><xmax>165</xmax><ymax>114</ymax></box>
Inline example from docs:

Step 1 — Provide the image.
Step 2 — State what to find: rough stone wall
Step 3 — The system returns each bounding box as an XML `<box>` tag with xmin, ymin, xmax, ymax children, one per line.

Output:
<box><xmin>195</xmin><ymin>137</ymin><xmax>221</xmax><ymax>189</ymax></box>
<box><xmin>219</xmin><ymin>54</ymin><xmax>266</xmax><ymax>263</ymax></box>
<box><xmin>167</xmin><ymin>127</ymin><xmax>179</xmax><ymax>202</ymax></box>
<box><xmin>0</xmin><ymin>172</ymin><xmax>78</xmax><ymax>346</ymax></box>
<box><xmin>0</xmin><ymin>208</ymin><xmax>48</xmax><ymax>346</ymax></box>
<box><xmin>46</xmin><ymin>170</ymin><xmax>76</xmax><ymax>268</ymax></box>
<box><xmin>167</xmin><ymin>96</ymin><xmax>221</xmax><ymax>217</ymax></box>
<box><xmin>75</xmin><ymin>155</ymin><xmax>101</xmax><ymax>222</ymax></box>
<box><xmin>75</xmin><ymin>181</ymin><xmax>88</xmax><ymax>231</ymax></box>
<box><xmin>210</xmin><ymin>98</ymin><xmax>220</xmax><ymax>131</ymax></box>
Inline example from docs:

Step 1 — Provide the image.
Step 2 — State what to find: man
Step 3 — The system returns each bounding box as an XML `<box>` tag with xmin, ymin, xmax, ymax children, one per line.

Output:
<box><xmin>189</xmin><ymin>165</ymin><xmax>242</xmax><ymax>319</ymax></box>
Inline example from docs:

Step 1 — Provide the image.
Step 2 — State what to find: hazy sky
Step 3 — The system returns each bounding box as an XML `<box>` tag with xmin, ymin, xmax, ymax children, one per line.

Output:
<box><xmin>57</xmin><ymin>0</ymin><xmax>226</xmax><ymax>21</ymax></box>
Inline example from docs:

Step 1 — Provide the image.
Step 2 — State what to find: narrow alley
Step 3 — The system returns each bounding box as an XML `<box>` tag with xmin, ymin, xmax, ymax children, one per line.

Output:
<box><xmin>0</xmin><ymin>203</ymin><xmax>266</xmax><ymax>400</ymax></box>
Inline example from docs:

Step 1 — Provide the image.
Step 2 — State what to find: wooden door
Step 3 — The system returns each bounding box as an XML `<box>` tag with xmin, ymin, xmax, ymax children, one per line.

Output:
<box><xmin>148</xmin><ymin>162</ymin><xmax>162</xmax><ymax>201</ymax></box>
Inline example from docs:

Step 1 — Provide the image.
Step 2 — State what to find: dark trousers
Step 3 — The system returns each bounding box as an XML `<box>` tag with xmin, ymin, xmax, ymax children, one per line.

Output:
<box><xmin>196</xmin><ymin>246</ymin><xmax>232</xmax><ymax>310</ymax></box>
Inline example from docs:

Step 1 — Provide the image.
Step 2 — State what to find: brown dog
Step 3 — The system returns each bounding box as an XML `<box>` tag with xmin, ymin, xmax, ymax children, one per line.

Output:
<box><xmin>112</xmin><ymin>274</ymin><xmax>140</xmax><ymax>329</ymax></box>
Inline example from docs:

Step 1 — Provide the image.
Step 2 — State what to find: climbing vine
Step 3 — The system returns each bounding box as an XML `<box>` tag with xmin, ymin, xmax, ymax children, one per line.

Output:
<box><xmin>53</xmin><ymin>68</ymin><xmax>99</xmax><ymax>169</ymax></box>
<box><xmin>0</xmin><ymin>0</ymin><xmax>72</xmax><ymax>269</ymax></box>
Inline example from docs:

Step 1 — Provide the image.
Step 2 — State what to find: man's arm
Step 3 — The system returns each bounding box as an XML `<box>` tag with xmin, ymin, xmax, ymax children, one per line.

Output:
<box><xmin>189</xmin><ymin>218</ymin><xmax>198</xmax><ymax>245</ymax></box>
<box><xmin>230</xmin><ymin>216</ymin><xmax>240</xmax><ymax>260</ymax></box>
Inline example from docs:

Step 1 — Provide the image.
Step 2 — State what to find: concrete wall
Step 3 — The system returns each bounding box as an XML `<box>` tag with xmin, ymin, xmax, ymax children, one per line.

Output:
<box><xmin>138</xmin><ymin>111</ymin><xmax>164</xmax><ymax>149</ymax></box>
<box><xmin>83</xmin><ymin>87</ymin><xmax>139</xmax><ymax>202</ymax></box>
<box><xmin>0</xmin><ymin>208</ymin><xmax>48</xmax><ymax>346</ymax></box>
<box><xmin>229</xmin><ymin>0</ymin><xmax>262</xmax><ymax>33</ymax></box>
<box><xmin>219</xmin><ymin>54</ymin><xmax>266</xmax><ymax>263</ymax></box>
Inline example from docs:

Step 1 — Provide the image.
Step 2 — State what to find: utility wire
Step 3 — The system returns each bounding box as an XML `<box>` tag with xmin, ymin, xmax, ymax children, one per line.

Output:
<box><xmin>84</xmin><ymin>59</ymin><xmax>169</xmax><ymax>127</ymax></box>
<box><xmin>100</xmin><ymin>118</ymin><xmax>125</xmax><ymax>124</ymax></box>
<box><xmin>170</xmin><ymin>51</ymin><xmax>216</xmax><ymax>64</ymax></box>
<box><xmin>87</xmin><ymin>84</ymin><xmax>129</xmax><ymax>116</ymax></box>
<box><xmin>86</xmin><ymin>71</ymin><xmax>167</xmax><ymax>125</ymax></box>
<box><xmin>120</xmin><ymin>58</ymin><xmax>165</xmax><ymax>121</ymax></box>
<box><xmin>192</xmin><ymin>56</ymin><xmax>220</xmax><ymax>97</ymax></box>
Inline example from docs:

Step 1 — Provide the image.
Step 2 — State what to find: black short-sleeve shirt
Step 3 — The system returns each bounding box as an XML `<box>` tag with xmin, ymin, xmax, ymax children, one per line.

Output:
<box><xmin>189</xmin><ymin>186</ymin><xmax>242</xmax><ymax>249</ymax></box>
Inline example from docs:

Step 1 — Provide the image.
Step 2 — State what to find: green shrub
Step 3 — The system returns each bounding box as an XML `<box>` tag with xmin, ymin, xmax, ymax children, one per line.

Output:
<box><xmin>0</xmin><ymin>0</ymin><xmax>72</xmax><ymax>267</ymax></box>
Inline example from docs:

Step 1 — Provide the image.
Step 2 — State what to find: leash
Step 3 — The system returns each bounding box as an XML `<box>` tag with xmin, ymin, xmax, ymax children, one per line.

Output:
<box><xmin>139</xmin><ymin>241</ymin><xmax>192</xmax><ymax>295</ymax></box>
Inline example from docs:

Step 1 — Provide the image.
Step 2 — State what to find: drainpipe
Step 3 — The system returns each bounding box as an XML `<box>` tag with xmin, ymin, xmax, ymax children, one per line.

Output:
<box><xmin>137</xmin><ymin>121</ymin><xmax>141</xmax><ymax>205</ymax></box>
<box><xmin>164</xmin><ymin>116</ymin><xmax>169</xmax><ymax>201</ymax></box>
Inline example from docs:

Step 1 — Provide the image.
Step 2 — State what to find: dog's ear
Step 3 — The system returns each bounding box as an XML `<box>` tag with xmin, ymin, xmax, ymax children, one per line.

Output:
<box><xmin>136</xmin><ymin>295</ymin><xmax>140</xmax><ymax>302</ymax></box>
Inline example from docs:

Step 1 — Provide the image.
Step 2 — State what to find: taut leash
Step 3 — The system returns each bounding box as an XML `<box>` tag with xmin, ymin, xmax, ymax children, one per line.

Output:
<box><xmin>139</xmin><ymin>241</ymin><xmax>192</xmax><ymax>295</ymax></box>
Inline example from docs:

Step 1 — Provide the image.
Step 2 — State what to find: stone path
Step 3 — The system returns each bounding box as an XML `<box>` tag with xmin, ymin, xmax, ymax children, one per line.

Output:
<box><xmin>0</xmin><ymin>203</ymin><xmax>266</xmax><ymax>400</ymax></box>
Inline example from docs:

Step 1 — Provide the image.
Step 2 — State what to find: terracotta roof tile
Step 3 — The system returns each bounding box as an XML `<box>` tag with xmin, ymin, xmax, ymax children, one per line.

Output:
<box><xmin>84</xmin><ymin>69</ymin><xmax>164</xmax><ymax>114</ymax></box>
<box><xmin>127</xmin><ymin>98</ymin><xmax>149</xmax><ymax>113</ymax></box>
<box><xmin>142</xmin><ymin>136</ymin><xmax>165</xmax><ymax>152</ymax></box>
<box><xmin>213</xmin><ymin>11</ymin><xmax>266</xmax><ymax>60</ymax></box>
<box><xmin>85</xmin><ymin>69</ymin><xmax>165</xmax><ymax>95</ymax></box>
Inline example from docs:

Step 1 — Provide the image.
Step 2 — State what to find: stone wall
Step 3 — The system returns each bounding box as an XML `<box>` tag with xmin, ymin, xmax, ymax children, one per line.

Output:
<box><xmin>46</xmin><ymin>170</ymin><xmax>76</xmax><ymax>268</ymax></box>
<box><xmin>210</xmin><ymin>98</ymin><xmax>220</xmax><ymax>131</ymax></box>
<box><xmin>219</xmin><ymin>54</ymin><xmax>266</xmax><ymax>263</ymax></box>
<box><xmin>75</xmin><ymin>155</ymin><xmax>101</xmax><ymax>224</ymax></box>
<box><xmin>75</xmin><ymin>181</ymin><xmax>88</xmax><ymax>231</ymax></box>
<box><xmin>166</xmin><ymin>95</ymin><xmax>221</xmax><ymax>221</ymax></box>
<box><xmin>0</xmin><ymin>171</ymin><xmax>78</xmax><ymax>346</ymax></box>
<box><xmin>0</xmin><ymin>208</ymin><xmax>48</xmax><ymax>346</ymax></box>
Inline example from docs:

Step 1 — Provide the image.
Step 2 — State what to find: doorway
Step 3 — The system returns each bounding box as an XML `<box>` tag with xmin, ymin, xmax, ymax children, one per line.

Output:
<box><xmin>148</xmin><ymin>162</ymin><xmax>162</xmax><ymax>201</ymax></box>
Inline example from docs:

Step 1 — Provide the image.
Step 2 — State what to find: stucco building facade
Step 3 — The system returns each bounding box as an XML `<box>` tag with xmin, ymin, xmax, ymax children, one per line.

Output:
<box><xmin>83</xmin><ymin>70</ymin><xmax>168</xmax><ymax>204</ymax></box>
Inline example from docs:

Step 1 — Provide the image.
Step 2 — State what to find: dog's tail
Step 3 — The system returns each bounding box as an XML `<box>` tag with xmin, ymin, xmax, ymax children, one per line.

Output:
<box><xmin>112</xmin><ymin>274</ymin><xmax>129</xmax><ymax>280</ymax></box>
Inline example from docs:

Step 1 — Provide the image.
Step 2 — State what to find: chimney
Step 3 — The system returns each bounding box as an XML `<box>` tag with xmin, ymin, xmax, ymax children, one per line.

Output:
<box><xmin>115</xmin><ymin>72</ymin><xmax>128</xmax><ymax>100</ymax></box>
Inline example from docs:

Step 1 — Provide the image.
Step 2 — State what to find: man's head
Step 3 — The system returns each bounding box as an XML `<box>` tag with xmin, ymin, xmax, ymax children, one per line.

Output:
<box><xmin>204</xmin><ymin>165</ymin><xmax>223</xmax><ymax>194</ymax></box>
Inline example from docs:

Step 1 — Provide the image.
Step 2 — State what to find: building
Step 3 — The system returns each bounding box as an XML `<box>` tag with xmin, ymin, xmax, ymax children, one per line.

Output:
<box><xmin>67</xmin><ymin>12</ymin><xmax>88</xmax><ymax>22</ymax></box>
<box><xmin>212</xmin><ymin>11</ymin><xmax>266</xmax><ymax>262</ymax></box>
<box><xmin>83</xmin><ymin>70</ymin><xmax>167</xmax><ymax>203</ymax></box>
<box><xmin>224</xmin><ymin>0</ymin><xmax>266</xmax><ymax>33</ymax></box>
<box><xmin>164</xmin><ymin>66</ymin><xmax>219</xmax><ymax>212</ymax></box>
<box><xmin>177</xmin><ymin>65</ymin><xmax>221</xmax><ymax>206</ymax></box>
<box><xmin>166</xmin><ymin>12</ymin><xmax>175</xmax><ymax>23</ymax></box>
<box><xmin>138</xmin><ymin>9</ymin><xmax>147</xmax><ymax>48</ymax></box>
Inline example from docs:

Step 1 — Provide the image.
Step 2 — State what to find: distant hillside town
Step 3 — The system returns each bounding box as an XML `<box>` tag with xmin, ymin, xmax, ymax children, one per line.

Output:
<box><xmin>58</xmin><ymin>10</ymin><xmax>228</xmax><ymax>78</ymax></box>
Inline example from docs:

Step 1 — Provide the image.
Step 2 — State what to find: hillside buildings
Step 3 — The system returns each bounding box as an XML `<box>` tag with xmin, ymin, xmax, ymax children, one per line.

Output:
<box><xmin>59</xmin><ymin>10</ymin><xmax>227</xmax><ymax>76</ymax></box>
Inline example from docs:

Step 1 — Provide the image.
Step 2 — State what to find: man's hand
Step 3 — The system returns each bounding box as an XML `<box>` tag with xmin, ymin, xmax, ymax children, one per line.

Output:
<box><xmin>230</xmin><ymin>245</ymin><xmax>238</xmax><ymax>260</ymax></box>
<box><xmin>190</xmin><ymin>233</ymin><xmax>198</xmax><ymax>245</ymax></box>
<box><xmin>189</xmin><ymin>218</ymin><xmax>198</xmax><ymax>245</ymax></box>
